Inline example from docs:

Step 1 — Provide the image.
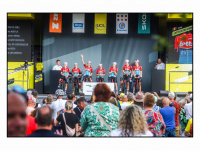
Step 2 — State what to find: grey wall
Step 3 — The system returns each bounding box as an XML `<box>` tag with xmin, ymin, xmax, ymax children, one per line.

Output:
<box><xmin>42</xmin><ymin>13</ymin><xmax>159</xmax><ymax>93</ymax></box>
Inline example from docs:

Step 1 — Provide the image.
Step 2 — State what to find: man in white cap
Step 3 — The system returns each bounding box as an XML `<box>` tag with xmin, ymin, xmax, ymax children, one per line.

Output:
<box><xmin>80</xmin><ymin>54</ymin><xmax>93</xmax><ymax>93</ymax></box>
<box><xmin>108</xmin><ymin>62</ymin><xmax>118</xmax><ymax>94</ymax></box>
<box><xmin>52</xmin><ymin>60</ymin><xmax>62</xmax><ymax>70</ymax></box>
<box><xmin>96</xmin><ymin>64</ymin><xmax>105</xmax><ymax>82</ymax></box>
<box><xmin>184</xmin><ymin>93</ymin><xmax>192</xmax><ymax>123</ymax></box>
<box><xmin>120</xmin><ymin>60</ymin><xmax>132</xmax><ymax>94</ymax></box>
<box><xmin>168</xmin><ymin>91</ymin><xmax>181</xmax><ymax>137</ymax></box>
<box><xmin>71</xmin><ymin>63</ymin><xmax>82</xmax><ymax>94</ymax></box>
<box><xmin>58</xmin><ymin>62</ymin><xmax>70</xmax><ymax>95</ymax></box>
<box><xmin>132</xmin><ymin>60</ymin><xmax>142</xmax><ymax>94</ymax></box>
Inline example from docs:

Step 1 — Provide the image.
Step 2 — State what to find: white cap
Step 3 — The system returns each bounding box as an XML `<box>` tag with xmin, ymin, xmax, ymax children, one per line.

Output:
<box><xmin>88</xmin><ymin>61</ymin><xmax>91</xmax><ymax>64</ymax></box>
<box><xmin>99</xmin><ymin>64</ymin><xmax>102</xmax><ymax>66</ymax></box>
<box><xmin>64</xmin><ymin>62</ymin><xmax>68</xmax><ymax>65</ymax></box>
<box><xmin>113</xmin><ymin>62</ymin><xmax>117</xmax><ymax>65</ymax></box>
<box><xmin>135</xmin><ymin>60</ymin><xmax>139</xmax><ymax>63</ymax></box>
<box><xmin>168</xmin><ymin>91</ymin><xmax>175</xmax><ymax>97</ymax></box>
<box><xmin>125</xmin><ymin>60</ymin><xmax>129</xmax><ymax>63</ymax></box>
<box><xmin>189</xmin><ymin>93</ymin><xmax>193</xmax><ymax>99</ymax></box>
<box><xmin>74</xmin><ymin>63</ymin><xmax>78</xmax><ymax>65</ymax></box>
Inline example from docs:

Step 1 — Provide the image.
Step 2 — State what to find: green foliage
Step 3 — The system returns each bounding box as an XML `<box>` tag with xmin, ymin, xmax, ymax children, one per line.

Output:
<box><xmin>152</xmin><ymin>35</ymin><xmax>172</xmax><ymax>52</ymax></box>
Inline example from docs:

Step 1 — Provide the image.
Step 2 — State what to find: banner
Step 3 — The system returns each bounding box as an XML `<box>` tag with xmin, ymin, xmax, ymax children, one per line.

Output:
<box><xmin>138</xmin><ymin>13</ymin><xmax>150</xmax><ymax>34</ymax></box>
<box><xmin>116</xmin><ymin>14</ymin><xmax>128</xmax><ymax>34</ymax></box>
<box><xmin>94</xmin><ymin>14</ymin><xmax>107</xmax><ymax>34</ymax></box>
<box><xmin>49</xmin><ymin>13</ymin><xmax>62</xmax><ymax>33</ymax></box>
<box><xmin>72</xmin><ymin>14</ymin><xmax>85</xmax><ymax>33</ymax></box>
<box><xmin>83</xmin><ymin>82</ymin><xmax>114</xmax><ymax>95</ymax></box>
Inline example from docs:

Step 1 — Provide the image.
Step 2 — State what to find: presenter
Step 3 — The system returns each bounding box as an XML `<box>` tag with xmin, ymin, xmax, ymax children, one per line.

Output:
<box><xmin>108</xmin><ymin>62</ymin><xmax>118</xmax><ymax>94</ymax></box>
<box><xmin>52</xmin><ymin>60</ymin><xmax>62</xmax><ymax>70</ymax></box>
<box><xmin>154</xmin><ymin>59</ymin><xmax>165</xmax><ymax>70</ymax></box>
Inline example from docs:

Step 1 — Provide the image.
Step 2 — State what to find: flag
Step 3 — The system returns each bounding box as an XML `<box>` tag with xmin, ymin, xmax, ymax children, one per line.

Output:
<box><xmin>72</xmin><ymin>14</ymin><xmax>85</xmax><ymax>33</ymax></box>
<box><xmin>116</xmin><ymin>14</ymin><xmax>128</xmax><ymax>34</ymax></box>
<box><xmin>138</xmin><ymin>13</ymin><xmax>150</xmax><ymax>34</ymax></box>
<box><xmin>94</xmin><ymin>14</ymin><xmax>107</xmax><ymax>34</ymax></box>
<box><xmin>49</xmin><ymin>13</ymin><xmax>62</xmax><ymax>33</ymax></box>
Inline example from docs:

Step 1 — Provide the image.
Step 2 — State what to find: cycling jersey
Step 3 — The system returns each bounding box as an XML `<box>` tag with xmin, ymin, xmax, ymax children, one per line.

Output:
<box><xmin>123</xmin><ymin>65</ymin><xmax>132</xmax><ymax>74</ymax></box>
<box><xmin>133</xmin><ymin>65</ymin><xmax>142</xmax><ymax>76</ymax></box>
<box><xmin>109</xmin><ymin>67</ymin><xmax>118</xmax><ymax>77</ymax></box>
<box><xmin>175</xmin><ymin>33</ymin><xmax>193</xmax><ymax>64</ymax></box>
<box><xmin>61</xmin><ymin>67</ymin><xmax>70</xmax><ymax>76</ymax></box>
<box><xmin>84</xmin><ymin>64</ymin><xmax>93</xmax><ymax>76</ymax></box>
<box><xmin>96</xmin><ymin>69</ymin><xmax>105</xmax><ymax>78</ymax></box>
<box><xmin>72</xmin><ymin>68</ymin><xmax>81</xmax><ymax>77</ymax></box>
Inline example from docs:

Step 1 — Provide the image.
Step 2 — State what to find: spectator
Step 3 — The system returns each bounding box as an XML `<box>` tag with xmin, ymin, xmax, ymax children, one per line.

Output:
<box><xmin>80</xmin><ymin>93</ymin><xmax>85</xmax><ymax>97</ymax></box>
<box><xmin>152</xmin><ymin>94</ymin><xmax>160</xmax><ymax>112</ymax></box>
<box><xmin>55</xmin><ymin>101</ymin><xmax>79</xmax><ymax>137</ymax></box>
<box><xmin>32</xmin><ymin>90</ymin><xmax>41</xmax><ymax>108</ymax></box>
<box><xmin>119</xmin><ymin>93</ymin><xmax>125</xmax><ymax>104</ymax></box>
<box><xmin>184</xmin><ymin>118</ymin><xmax>192</xmax><ymax>137</ymax></box>
<box><xmin>42</xmin><ymin>98</ymin><xmax>47</xmax><ymax>106</ymax></box>
<box><xmin>110</xmin><ymin>105</ymin><xmax>153</xmax><ymax>136</ymax></box>
<box><xmin>184</xmin><ymin>93</ymin><xmax>192</xmax><ymax>123</ymax></box>
<box><xmin>51</xmin><ymin>89</ymin><xmax>67</xmax><ymax>123</ymax></box>
<box><xmin>43</xmin><ymin>95</ymin><xmax>54</xmax><ymax>108</ymax></box>
<box><xmin>26</xmin><ymin>95</ymin><xmax>36</xmax><ymax>115</ymax></box>
<box><xmin>144</xmin><ymin>93</ymin><xmax>166</xmax><ymax>137</ymax></box>
<box><xmin>184</xmin><ymin>96</ymin><xmax>191</xmax><ymax>104</ymax></box>
<box><xmin>180</xmin><ymin>99</ymin><xmax>187</xmax><ymax>136</ymax></box>
<box><xmin>26</xmin><ymin>90</ymin><xmax>32</xmax><ymax>96</ymax></box>
<box><xmin>8</xmin><ymin>89</ymin><xmax>27</xmax><ymax>137</ymax></box>
<box><xmin>168</xmin><ymin>91</ymin><xmax>181</xmax><ymax>137</ymax></box>
<box><xmin>156</xmin><ymin>99</ymin><xmax>163</xmax><ymax>108</ymax></box>
<box><xmin>134</xmin><ymin>91</ymin><xmax>144</xmax><ymax>109</ymax></box>
<box><xmin>30</xmin><ymin>108</ymin><xmax>39</xmax><ymax>118</ymax></box>
<box><xmin>127</xmin><ymin>92</ymin><xmax>135</xmax><ymax>105</ymax></box>
<box><xmin>120</xmin><ymin>95</ymin><xmax>129</xmax><ymax>111</ymax></box>
<box><xmin>74</xmin><ymin>97</ymin><xmax>88</xmax><ymax>120</ymax></box>
<box><xmin>67</xmin><ymin>93</ymin><xmax>77</xmax><ymax>109</ymax></box>
<box><xmin>80</xmin><ymin>83</ymin><xmax>119</xmax><ymax>136</ymax></box>
<box><xmin>27</xmin><ymin>106</ymin><xmax>62</xmax><ymax>137</ymax></box>
<box><xmin>109</xmin><ymin>97</ymin><xmax>119</xmax><ymax>108</ymax></box>
<box><xmin>159</xmin><ymin>98</ymin><xmax>175</xmax><ymax>137</ymax></box>
<box><xmin>112</xmin><ymin>92</ymin><xmax>121</xmax><ymax>110</ymax></box>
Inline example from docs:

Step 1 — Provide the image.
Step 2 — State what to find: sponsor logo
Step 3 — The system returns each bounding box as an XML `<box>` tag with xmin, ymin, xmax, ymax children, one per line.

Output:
<box><xmin>52</xmin><ymin>23</ymin><xmax>59</xmax><ymax>29</ymax></box>
<box><xmin>142</xmin><ymin>14</ymin><xmax>147</xmax><ymax>30</ymax></box>
<box><xmin>179</xmin><ymin>41</ymin><xmax>192</xmax><ymax>47</ymax></box>
<box><xmin>172</xmin><ymin>25</ymin><xmax>192</xmax><ymax>36</ymax></box>
<box><xmin>74</xmin><ymin>23</ymin><xmax>83</xmax><ymax>28</ymax></box>
<box><xmin>119</xmin><ymin>22</ymin><xmax>125</xmax><ymax>29</ymax></box>
<box><xmin>96</xmin><ymin>24</ymin><xmax>105</xmax><ymax>30</ymax></box>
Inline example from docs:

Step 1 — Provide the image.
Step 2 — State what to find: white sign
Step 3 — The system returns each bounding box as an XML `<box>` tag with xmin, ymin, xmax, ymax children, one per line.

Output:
<box><xmin>72</xmin><ymin>14</ymin><xmax>85</xmax><ymax>33</ymax></box>
<box><xmin>116</xmin><ymin>14</ymin><xmax>128</xmax><ymax>34</ymax></box>
<box><xmin>83</xmin><ymin>82</ymin><xmax>115</xmax><ymax>95</ymax></box>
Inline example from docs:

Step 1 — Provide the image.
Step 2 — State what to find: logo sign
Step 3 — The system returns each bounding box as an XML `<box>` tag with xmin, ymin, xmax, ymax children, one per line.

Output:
<box><xmin>49</xmin><ymin>13</ymin><xmax>62</xmax><ymax>33</ymax></box>
<box><xmin>94</xmin><ymin>14</ymin><xmax>107</xmax><ymax>34</ymax></box>
<box><xmin>172</xmin><ymin>25</ymin><xmax>192</xmax><ymax>36</ymax></box>
<box><xmin>72</xmin><ymin>14</ymin><xmax>85</xmax><ymax>33</ymax></box>
<box><xmin>138</xmin><ymin>13</ymin><xmax>150</xmax><ymax>34</ymax></box>
<box><xmin>116</xmin><ymin>14</ymin><xmax>128</xmax><ymax>34</ymax></box>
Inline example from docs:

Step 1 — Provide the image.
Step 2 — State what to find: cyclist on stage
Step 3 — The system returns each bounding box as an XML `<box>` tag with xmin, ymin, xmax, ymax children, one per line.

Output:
<box><xmin>80</xmin><ymin>54</ymin><xmax>93</xmax><ymax>93</ymax></box>
<box><xmin>108</xmin><ymin>62</ymin><xmax>118</xmax><ymax>94</ymax></box>
<box><xmin>120</xmin><ymin>60</ymin><xmax>132</xmax><ymax>94</ymax></box>
<box><xmin>132</xmin><ymin>60</ymin><xmax>142</xmax><ymax>94</ymax></box>
<box><xmin>71</xmin><ymin>63</ymin><xmax>82</xmax><ymax>94</ymax></box>
<box><xmin>58</xmin><ymin>62</ymin><xmax>70</xmax><ymax>95</ymax></box>
<box><xmin>96</xmin><ymin>64</ymin><xmax>105</xmax><ymax>82</ymax></box>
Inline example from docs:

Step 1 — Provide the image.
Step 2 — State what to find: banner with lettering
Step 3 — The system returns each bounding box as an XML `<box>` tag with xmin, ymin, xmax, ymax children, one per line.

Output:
<box><xmin>116</xmin><ymin>14</ymin><xmax>128</xmax><ymax>34</ymax></box>
<box><xmin>49</xmin><ymin>13</ymin><xmax>62</xmax><ymax>33</ymax></box>
<box><xmin>138</xmin><ymin>13</ymin><xmax>150</xmax><ymax>34</ymax></box>
<box><xmin>94</xmin><ymin>14</ymin><xmax>107</xmax><ymax>34</ymax></box>
<box><xmin>72</xmin><ymin>14</ymin><xmax>85</xmax><ymax>33</ymax></box>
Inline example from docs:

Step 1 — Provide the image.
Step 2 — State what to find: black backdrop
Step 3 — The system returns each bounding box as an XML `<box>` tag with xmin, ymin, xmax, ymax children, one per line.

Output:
<box><xmin>42</xmin><ymin>13</ymin><xmax>159</xmax><ymax>93</ymax></box>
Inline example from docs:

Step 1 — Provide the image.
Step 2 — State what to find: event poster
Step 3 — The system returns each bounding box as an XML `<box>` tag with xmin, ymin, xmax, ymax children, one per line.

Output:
<box><xmin>116</xmin><ymin>14</ymin><xmax>128</xmax><ymax>34</ymax></box>
<box><xmin>72</xmin><ymin>14</ymin><xmax>85</xmax><ymax>33</ymax></box>
<box><xmin>94</xmin><ymin>13</ymin><xmax>107</xmax><ymax>34</ymax></box>
<box><xmin>167</xmin><ymin>22</ymin><xmax>193</xmax><ymax>64</ymax></box>
<box><xmin>49</xmin><ymin>13</ymin><xmax>62</xmax><ymax>33</ymax></box>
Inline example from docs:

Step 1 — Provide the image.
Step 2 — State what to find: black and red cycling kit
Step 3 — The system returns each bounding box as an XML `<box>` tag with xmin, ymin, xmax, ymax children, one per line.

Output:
<box><xmin>83</xmin><ymin>64</ymin><xmax>93</xmax><ymax>81</ymax></box>
<box><xmin>133</xmin><ymin>65</ymin><xmax>142</xmax><ymax>83</ymax></box>
<box><xmin>108</xmin><ymin>67</ymin><xmax>118</xmax><ymax>83</ymax></box>
<box><xmin>122</xmin><ymin>65</ymin><xmax>132</xmax><ymax>82</ymax></box>
<box><xmin>96</xmin><ymin>68</ymin><xmax>105</xmax><ymax>82</ymax></box>
<box><xmin>72</xmin><ymin>68</ymin><xmax>81</xmax><ymax>83</ymax></box>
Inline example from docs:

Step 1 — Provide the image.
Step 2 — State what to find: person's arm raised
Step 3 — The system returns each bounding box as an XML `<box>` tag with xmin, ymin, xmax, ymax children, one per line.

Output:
<box><xmin>81</xmin><ymin>54</ymin><xmax>85</xmax><ymax>65</ymax></box>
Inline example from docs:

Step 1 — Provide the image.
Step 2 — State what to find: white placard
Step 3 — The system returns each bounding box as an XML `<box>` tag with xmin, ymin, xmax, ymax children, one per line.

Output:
<box><xmin>116</xmin><ymin>13</ymin><xmax>128</xmax><ymax>34</ymax></box>
<box><xmin>83</xmin><ymin>82</ymin><xmax>115</xmax><ymax>95</ymax></box>
<box><xmin>72</xmin><ymin>14</ymin><xmax>85</xmax><ymax>33</ymax></box>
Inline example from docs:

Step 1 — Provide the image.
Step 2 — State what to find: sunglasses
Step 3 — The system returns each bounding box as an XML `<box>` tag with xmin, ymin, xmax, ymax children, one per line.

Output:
<box><xmin>8</xmin><ymin>85</ymin><xmax>26</xmax><ymax>94</ymax></box>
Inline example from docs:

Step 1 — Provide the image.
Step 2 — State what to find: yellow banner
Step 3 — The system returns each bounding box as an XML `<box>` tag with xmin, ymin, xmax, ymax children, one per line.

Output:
<box><xmin>168</xmin><ymin>13</ymin><xmax>192</xmax><ymax>19</ymax></box>
<box><xmin>8</xmin><ymin>62</ymin><xmax>34</xmax><ymax>90</ymax></box>
<box><xmin>165</xmin><ymin>64</ymin><xmax>192</xmax><ymax>92</ymax></box>
<box><xmin>94</xmin><ymin>14</ymin><xmax>107</xmax><ymax>34</ymax></box>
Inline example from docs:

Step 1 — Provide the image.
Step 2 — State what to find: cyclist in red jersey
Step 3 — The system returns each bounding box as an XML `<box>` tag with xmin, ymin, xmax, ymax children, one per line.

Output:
<box><xmin>96</xmin><ymin>64</ymin><xmax>105</xmax><ymax>82</ymax></box>
<box><xmin>132</xmin><ymin>60</ymin><xmax>142</xmax><ymax>94</ymax></box>
<box><xmin>71</xmin><ymin>63</ymin><xmax>81</xmax><ymax>94</ymax></box>
<box><xmin>108</xmin><ymin>62</ymin><xmax>118</xmax><ymax>94</ymax></box>
<box><xmin>80</xmin><ymin>54</ymin><xmax>93</xmax><ymax>93</ymax></box>
<box><xmin>58</xmin><ymin>62</ymin><xmax>70</xmax><ymax>95</ymax></box>
<box><xmin>120</xmin><ymin>60</ymin><xmax>132</xmax><ymax>94</ymax></box>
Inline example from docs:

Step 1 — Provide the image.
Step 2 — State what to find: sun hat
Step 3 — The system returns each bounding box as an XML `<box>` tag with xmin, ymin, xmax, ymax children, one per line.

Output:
<box><xmin>135</xmin><ymin>91</ymin><xmax>144</xmax><ymax>102</ymax></box>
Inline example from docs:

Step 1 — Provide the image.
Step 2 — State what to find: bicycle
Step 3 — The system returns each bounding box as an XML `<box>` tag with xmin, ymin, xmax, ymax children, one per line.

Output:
<box><xmin>133</xmin><ymin>75</ymin><xmax>142</xmax><ymax>94</ymax></box>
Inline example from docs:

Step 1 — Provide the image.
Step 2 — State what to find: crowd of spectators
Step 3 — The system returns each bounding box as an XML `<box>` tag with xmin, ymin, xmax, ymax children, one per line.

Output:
<box><xmin>7</xmin><ymin>84</ymin><xmax>193</xmax><ymax>137</ymax></box>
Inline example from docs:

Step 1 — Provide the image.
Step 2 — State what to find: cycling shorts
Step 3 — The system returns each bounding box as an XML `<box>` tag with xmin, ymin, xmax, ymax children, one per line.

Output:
<box><xmin>83</xmin><ymin>75</ymin><xmax>92</xmax><ymax>82</ymax></box>
<box><xmin>61</xmin><ymin>76</ymin><xmax>69</xmax><ymax>83</ymax></box>
<box><xmin>133</xmin><ymin>75</ymin><xmax>142</xmax><ymax>83</ymax></box>
<box><xmin>96</xmin><ymin>77</ymin><xmax>104</xmax><ymax>82</ymax></box>
<box><xmin>123</xmin><ymin>74</ymin><xmax>131</xmax><ymax>82</ymax></box>
<box><xmin>73</xmin><ymin>76</ymin><xmax>80</xmax><ymax>83</ymax></box>
<box><xmin>108</xmin><ymin>77</ymin><xmax>117</xmax><ymax>83</ymax></box>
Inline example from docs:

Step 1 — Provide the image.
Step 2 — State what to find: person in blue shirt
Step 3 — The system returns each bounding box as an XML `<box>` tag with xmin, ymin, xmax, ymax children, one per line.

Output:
<box><xmin>159</xmin><ymin>97</ymin><xmax>175</xmax><ymax>137</ymax></box>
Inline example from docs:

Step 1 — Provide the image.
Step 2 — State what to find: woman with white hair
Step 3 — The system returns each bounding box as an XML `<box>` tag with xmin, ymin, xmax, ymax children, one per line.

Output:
<box><xmin>108</xmin><ymin>62</ymin><xmax>118</xmax><ymax>94</ymax></box>
<box><xmin>110</xmin><ymin>105</ymin><xmax>153</xmax><ymax>136</ymax></box>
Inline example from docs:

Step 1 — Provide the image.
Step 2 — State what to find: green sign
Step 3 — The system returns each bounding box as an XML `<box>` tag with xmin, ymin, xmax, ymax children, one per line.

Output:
<box><xmin>138</xmin><ymin>13</ymin><xmax>150</xmax><ymax>34</ymax></box>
